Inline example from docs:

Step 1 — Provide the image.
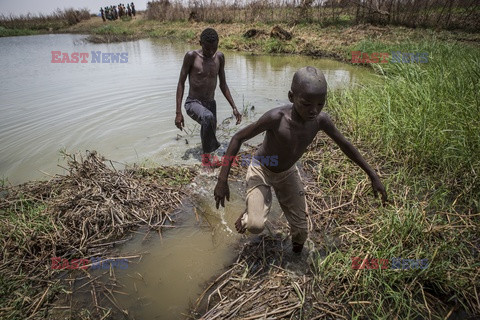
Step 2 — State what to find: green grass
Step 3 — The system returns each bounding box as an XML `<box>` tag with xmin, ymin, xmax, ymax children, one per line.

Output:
<box><xmin>330</xmin><ymin>39</ymin><xmax>480</xmax><ymax>208</ymax></box>
<box><xmin>0</xmin><ymin>26</ymin><xmax>39</xmax><ymax>37</ymax></box>
<box><xmin>304</xmin><ymin>39</ymin><xmax>480</xmax><ymax>318</ymax></box>
<box><xmin>92</xmin><ymin>24</ymin><xmax>134</xmax><ymax>35</ymax></box>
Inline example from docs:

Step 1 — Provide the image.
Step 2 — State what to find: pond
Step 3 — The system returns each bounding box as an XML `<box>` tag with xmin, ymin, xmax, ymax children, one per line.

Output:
<box><xmin>0</xmin><ymin>34</ymin><xmax>373</xmax><ymax>185</ymax></box>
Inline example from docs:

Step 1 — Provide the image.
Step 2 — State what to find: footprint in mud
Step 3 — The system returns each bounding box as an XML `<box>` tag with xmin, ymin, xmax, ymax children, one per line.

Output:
<box><xmin>281</xmin><ymin>240</ymin><xmax>320</xmax><ymax>276</ymax></box>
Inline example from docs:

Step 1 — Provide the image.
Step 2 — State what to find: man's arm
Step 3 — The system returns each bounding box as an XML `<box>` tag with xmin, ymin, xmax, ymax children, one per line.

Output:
<box><xmin>175</xmin><ymin>52</ymin><xmax>194</xmax><ymax>131</ymax></box>
<box><xmin>214</xmin><ymin>110</ymin><xmax>280</xmax><ymax>208</ymax></box>
<box><xmin>218</xmin><ymin>52</ymin><xmax>242</xmax><ymax>125</ymax></box>
<box><xmin>320</xmin><ymin>113</ymin><xmax>387</xmax><ymax>203</ymax></box>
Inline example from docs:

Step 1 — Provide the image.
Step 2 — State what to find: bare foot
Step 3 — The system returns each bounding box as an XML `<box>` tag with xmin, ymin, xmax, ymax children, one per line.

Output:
<box><xmin>235</xmin><ymin>213</ymin><xmax>247</xmax><ymax>234</ymax></box>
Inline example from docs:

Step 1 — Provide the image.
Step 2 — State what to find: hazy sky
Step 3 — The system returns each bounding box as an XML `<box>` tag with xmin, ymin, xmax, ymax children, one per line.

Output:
<box><xmin>0</xmin><ymin>0</ymin><xmax>147</xmax><ymax>16</ymax></box>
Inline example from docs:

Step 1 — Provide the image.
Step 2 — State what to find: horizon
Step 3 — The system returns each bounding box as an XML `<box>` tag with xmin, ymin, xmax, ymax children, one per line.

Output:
<box><xmin>0</xmin><ymin>0</ymin><xmax>147</xmax><ymax>16</ymax></box>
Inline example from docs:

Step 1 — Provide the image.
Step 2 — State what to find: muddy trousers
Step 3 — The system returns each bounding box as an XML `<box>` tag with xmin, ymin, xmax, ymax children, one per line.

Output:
<box><xmin>184</xmin><ymin>97</ymin><xmax>220</xmax><ymax>154</ymax></box>
<box><xmin>240</xmin><ymin>160</ymin><xmax>308</xmax><ymax>246</ymax></box>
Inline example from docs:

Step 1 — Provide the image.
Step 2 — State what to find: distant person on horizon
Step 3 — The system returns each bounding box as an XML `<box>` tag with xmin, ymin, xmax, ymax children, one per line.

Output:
<box><xmin>100</xmin><ymin>7</ymin><xmax>106</xmax><ymax>22</ymax></box>
<box><xmin>118</xmin><ymin>4</ymin><xmax>124</xmax><ymax>18</ymax></box>
<box><xmin>213</xmin><ymin>66</ymin><xmax>387</xmax><ymax>254</ymax></box>
<box><xmin>131</xmin><ymin>2</ymin><xmax>136</xmax><ymax>17</ymax></box>
<box><xmin>175</xmin><ymin>28</ymin><xmax>242</xmax><ymax>155</ymax></box>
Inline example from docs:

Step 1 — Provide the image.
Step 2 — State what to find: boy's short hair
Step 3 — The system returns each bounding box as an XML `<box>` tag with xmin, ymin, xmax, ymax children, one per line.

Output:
<box><xmin>291</xmin><ymin>66</ymin><xmax>327</xmax><ymax>94</ymax></box>
<box><xmin>200</xmin><ymin>28</ymin><xmax>219</xmax><ymax>43</ymax></box>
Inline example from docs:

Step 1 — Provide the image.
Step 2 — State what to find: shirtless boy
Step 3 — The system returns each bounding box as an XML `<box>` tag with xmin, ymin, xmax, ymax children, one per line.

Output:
<box><xmin>175</xmin><ymin>28</ymin><xmax>242</xmax><ymax>154</ymax></box>
<box><xmin>214</xmin><ymin>66</ymin><xmax>387</xmax><ymax>254</ymax></box>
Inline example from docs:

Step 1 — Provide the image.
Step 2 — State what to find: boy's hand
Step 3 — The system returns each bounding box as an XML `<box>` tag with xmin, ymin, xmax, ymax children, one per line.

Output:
<box><xmin>214</xmin><ymin>180</ymin><xmax>230</xmax><ymax>209</ymax></box>
<box><xmin>371</xmin><ymin>176</ymin><xmax>387</xmax><ymax>205</ymax></box>
<box><xmin>233</xmin><ymin>108</ymin><xmax>242</xmax><ymax>125</ymax></box>
<box><xmin>175</xmin><ymin>113</ymin><xmax>184</xmax><ymax>131</ymax></box>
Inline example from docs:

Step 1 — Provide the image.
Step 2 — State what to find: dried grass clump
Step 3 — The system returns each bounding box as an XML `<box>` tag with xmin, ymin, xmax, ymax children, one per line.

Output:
<box><xmin>0</xmin><ymin>151</ymin><xmax>195</xmax><ymax>319</ymax></box>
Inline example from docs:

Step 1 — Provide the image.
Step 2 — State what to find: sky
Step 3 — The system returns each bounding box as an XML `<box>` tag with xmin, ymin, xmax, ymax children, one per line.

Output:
<box><xmin>0</xmin><ymin>0</ymin><xmax>147</xmax><ymax>16</ymax></box>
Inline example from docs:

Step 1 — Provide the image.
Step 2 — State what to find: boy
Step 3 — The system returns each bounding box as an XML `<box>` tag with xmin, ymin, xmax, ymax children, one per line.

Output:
<box><xmin>175</xmin><ymin>28</ymin><xmax>242</xmax><ymax>154</ymax></box>
<box><xmin>214</xmin><ymin>66</ymin><xmax>387</xmax><ymax>254</ymax></box>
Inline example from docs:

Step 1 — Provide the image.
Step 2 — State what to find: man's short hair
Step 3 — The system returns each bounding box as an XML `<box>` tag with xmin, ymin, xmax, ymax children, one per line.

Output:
<box><xmin>200</xmin><ymin>28</ymin><xmax>219</xmax><ymax>43</ymax></box>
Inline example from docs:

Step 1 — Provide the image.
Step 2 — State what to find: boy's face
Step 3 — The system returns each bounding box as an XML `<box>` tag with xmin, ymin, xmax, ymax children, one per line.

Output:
<box><xmin>289</xmin><ymin>88</ymin><xmax>326</xmax><ymax>122</ymax></box>
<box><xmin>200</xmin><ymin>40</ymin><xmax>218</xmax><ymax>58</ymax></box>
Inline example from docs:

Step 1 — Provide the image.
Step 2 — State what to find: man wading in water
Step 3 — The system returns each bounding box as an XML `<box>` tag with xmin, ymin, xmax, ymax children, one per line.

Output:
<box><xmin>175</xmin><ymin>28</ymin><xmax>242</xmax><ymax>156</ymax></box>
<box><xmin>214</xmin><ymin>66</ymin><xmax>387</xmax><ymax>254</ymax></box>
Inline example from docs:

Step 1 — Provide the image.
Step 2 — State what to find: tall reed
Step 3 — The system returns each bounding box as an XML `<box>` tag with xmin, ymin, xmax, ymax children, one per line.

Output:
<box><xmin>328</xmin><ymin>40</ymin><xmax>480</xmax><ymax>208</ymax></box>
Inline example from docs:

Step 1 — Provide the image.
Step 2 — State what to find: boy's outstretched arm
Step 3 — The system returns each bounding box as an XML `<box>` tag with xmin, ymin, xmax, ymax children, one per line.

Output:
<box><xmin>320</xmin><ymin>114</ymin><xmax>387</xmax><ymax>204</ymax></box>
<box><xmin>175</xmin><ymin>52</ymin><xmax>194</xmax><ymax>131</ymax></box>
<box><xmin>214</xmin><ymin>110</ymin><xmax>279</xmax><ymax>209</ymax></box>
<box><xmin>218</xmin><ymin>52</ymin><xmax>242</xmax><ymax>125</ymax></box>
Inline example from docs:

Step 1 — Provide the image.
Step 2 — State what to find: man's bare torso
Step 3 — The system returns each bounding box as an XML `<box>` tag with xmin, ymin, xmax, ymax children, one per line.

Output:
<box><xmin>187</xmin><ymin>50</ymin><xmax>221</xmax><ymax>102</ymax></box>
<box><xmin>256</xmin><ymin>105</ymin><xmax>322</xmax><ymax>173</ymax></box>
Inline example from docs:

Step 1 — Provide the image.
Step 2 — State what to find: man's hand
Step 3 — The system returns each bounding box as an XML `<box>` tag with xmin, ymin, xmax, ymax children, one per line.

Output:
<box><xmin>214</xmin><ymin>180</ymin><xmax>230</xmax><ymax>209</ymax></box>
<box><xmin>233</xmin><ymin>108</ymin><xmax>242</xmax><ymax>125</ymax></box>
<box><xmin>175</xmin><ymin>113</ymin><xmax>184</xmax><ymax>131</ymax></box>
<box><xmin>371</xmin><ymin>175</ymin><xmax>387</xmax><ymax>205</ymax></box>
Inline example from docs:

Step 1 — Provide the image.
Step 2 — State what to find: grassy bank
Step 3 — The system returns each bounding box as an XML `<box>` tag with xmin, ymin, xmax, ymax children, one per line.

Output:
<box><xmin>58</xmin><ymin>16</ymin><xmax>478</xmax><ymax>64</ymax></box>
<box><xmin>0</xmin><ymin>9</ymin><xmax>91</xmax><ymax>37</ymax></box>
<box><xmin>307</xmin><ymin>38</ymin><xmax>479</xmax><ymax>317</ymax></box>
<box><xmin>331</xmin><ymin>39</ymin><xmax>480</xmax><ymax>207</ymax></box>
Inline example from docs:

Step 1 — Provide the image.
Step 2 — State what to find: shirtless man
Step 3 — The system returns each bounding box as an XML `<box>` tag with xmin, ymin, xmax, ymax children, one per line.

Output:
<box><xmin>214</xmin><ymin>66</ymin><xmax>387</xmax><ymax>254</ymax></box>
<box><xmin>175</xmin><ymin>28</ymin><xmax>242</xmax><ymax>154</ymax></box>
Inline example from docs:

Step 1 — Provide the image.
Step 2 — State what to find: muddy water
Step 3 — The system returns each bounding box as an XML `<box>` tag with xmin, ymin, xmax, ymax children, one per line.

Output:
<box><xmin>0</xmin><ymin>34</ymin><xmax>375</xmax><ymax>185</ymax></box>
<box><xmin>55</xmin><ymin>177</ymin><xmax>282</xmax><ymax>319</ymax></box>
<box><xmin>110</xmin><ymin>178</ymin><xmax>245</xmax><ymax>319</ymax></box>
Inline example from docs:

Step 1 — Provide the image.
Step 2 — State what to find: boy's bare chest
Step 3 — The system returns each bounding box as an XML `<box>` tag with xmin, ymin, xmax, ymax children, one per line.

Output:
<box><xmin>192</xmin><ymin>58</ymin><xmax>219</xmax><ymax>78</ymax></box>
<box><xmin>274</xmin><ymin>121</ymin><xmax>318</xmax><ymax>153</ymax></box>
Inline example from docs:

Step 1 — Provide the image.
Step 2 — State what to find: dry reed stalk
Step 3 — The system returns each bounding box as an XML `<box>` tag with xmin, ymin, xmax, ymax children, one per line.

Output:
<box><xmin>0</xmin><ymin>151</ymin><xmax>196</xmax><ymax>319</ymax></box>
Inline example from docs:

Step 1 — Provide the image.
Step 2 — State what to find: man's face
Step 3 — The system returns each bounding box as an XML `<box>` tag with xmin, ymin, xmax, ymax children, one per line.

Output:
<box><xmin>200</xmin><ymin>40</ymin><xmax>218</xmax><ymax>58</ymax></box>
<box><xmin>289</xmin><ymin>89</ymin><xmax>326</xmax><ymax>122</ymax></box>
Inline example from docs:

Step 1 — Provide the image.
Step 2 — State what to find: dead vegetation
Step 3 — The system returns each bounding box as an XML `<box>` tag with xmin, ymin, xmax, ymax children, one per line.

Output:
<box><xmin>145</xmin><ymin>0</ymin><xmax>479</xmax><ymax>32</ymax></box>
<box><xmin>0</xmin><ymin>151</ymin><xmax>196</xmax><ymax>319</ymax></box>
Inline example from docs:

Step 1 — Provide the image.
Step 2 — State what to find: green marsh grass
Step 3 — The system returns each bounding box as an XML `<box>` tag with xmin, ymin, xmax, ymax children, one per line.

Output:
<box><xmin>87</xmin><ymin>23</ymin><xmax>141</xmax><ymax>42</ymax></box>
<box><xmin>330</xmin><ymin>40</ymin><xmax>480</xmax><ymax>208</ymax></box>
<box><xmin>304</xmin><ymin>40</ymin><xmax>480</xmax><ymax>318</ymax></box>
